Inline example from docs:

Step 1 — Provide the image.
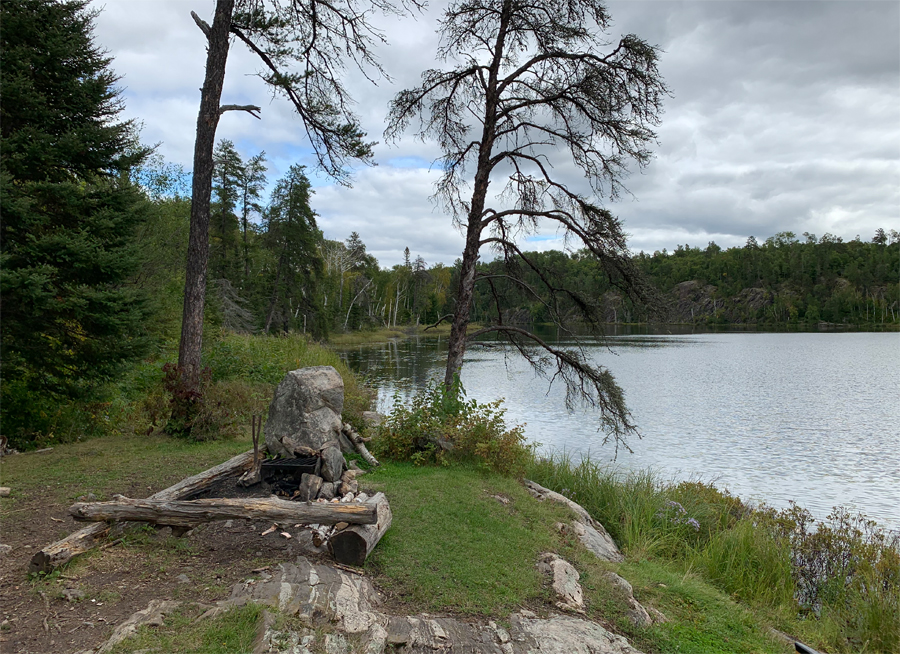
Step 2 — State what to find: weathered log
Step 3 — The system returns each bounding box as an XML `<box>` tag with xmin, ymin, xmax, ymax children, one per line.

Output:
<box><xmin>328</xmin><ymin>492</ymin><xmax>391</xmax><ymax>566</ymax></box>
<box><xmin>70</xmin><ymin>496</ymin><xmax>377</xmax><ymax>528</ymax></box>
<box><xmin>29</xmin><ymin>450</ymin><xmax>257</xmax><ymax>574</ymax></box>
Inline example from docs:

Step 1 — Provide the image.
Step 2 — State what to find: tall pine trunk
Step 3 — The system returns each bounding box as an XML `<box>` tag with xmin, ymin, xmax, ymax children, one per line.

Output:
<box><xmin>178</xmin><ymin>0</ymin><xmax>234</xmax><ymax>389</ymax></box>
<box><xmin>443</xmin><ymin>0</ymin><xmax>510</xmax><ymax>388</ymax></box>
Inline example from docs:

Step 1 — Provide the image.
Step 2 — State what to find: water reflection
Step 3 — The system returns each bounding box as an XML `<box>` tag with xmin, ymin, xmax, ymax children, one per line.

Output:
<box><xmin>338</xmin><ymin>330</ymin><xmax>900</xmax><ymax>529</ymax></box>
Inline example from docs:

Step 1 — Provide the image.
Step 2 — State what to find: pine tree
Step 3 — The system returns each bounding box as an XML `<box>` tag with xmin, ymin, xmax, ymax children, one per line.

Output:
<box><xmin>261</xmin><ymin>165</ymin><xmax>325</xmax><ymax>336</ymax></box>
<box><xmin>0</xmin><ymin>0</ymin><xmax>151</xmax><ymax>445</ymax></box>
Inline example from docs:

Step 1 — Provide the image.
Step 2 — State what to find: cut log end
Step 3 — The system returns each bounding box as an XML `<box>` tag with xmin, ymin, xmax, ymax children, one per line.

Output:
<box><xmin>328</xmin><ymin>531</ymin><xmax>369</xmax><ymax>567</ymax></box>
<box><xmin>327</xmin><ymin>492</ymin><xmax>391</xmax><ymax>567</ymax></box>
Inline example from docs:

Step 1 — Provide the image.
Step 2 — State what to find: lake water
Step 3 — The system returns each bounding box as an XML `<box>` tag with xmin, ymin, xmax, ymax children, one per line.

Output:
<box><xmin>339</xmin><ymin>330</ymin><xmax>900</xmax><ymax>530</ymax></box>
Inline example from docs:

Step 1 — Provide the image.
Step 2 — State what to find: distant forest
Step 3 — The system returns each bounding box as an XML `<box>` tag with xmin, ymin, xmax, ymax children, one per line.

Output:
<box><xmin>135</xmin><ymin>146</ymin><xmax>899</xmax><ymax>333</ymax></box>
<box><xmin>137</xmin><ymin>143</ymin><xmax>898</xmax><ymax>333</ymax></box>
<box><xmin>468</xmin><ymin>231</ymin><xmax>900</xmax><ymax>327</ymax></box>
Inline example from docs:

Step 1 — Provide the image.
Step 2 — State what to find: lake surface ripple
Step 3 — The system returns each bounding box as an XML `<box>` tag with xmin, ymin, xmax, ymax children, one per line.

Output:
<box><xmin>339</xmin><ymin>331</ymin><xmax>900</xmax><ymax>529</ymax></box>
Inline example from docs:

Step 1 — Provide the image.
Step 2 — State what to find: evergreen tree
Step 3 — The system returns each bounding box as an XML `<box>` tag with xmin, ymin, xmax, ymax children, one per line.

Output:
<box><xmin>261</xmin><ymin>165</ymin><xmax>325</xmax><ymax>336</ymax></box>
<box><xmin>0</xmin><ymin>0</ymin><xmax>151</xmax><ymax>445</ymax></box>
<box><xmin>210</xmin><ymin>139</ymin><xmax>243</xmax><ymax>282</ymax></box>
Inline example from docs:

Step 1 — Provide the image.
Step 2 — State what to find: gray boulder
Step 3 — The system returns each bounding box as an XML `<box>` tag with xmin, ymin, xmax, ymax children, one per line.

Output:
<box><xmin>265</xmin><ymin>367</ymin><xmax>344</xmax><ymax>458</ymax></box>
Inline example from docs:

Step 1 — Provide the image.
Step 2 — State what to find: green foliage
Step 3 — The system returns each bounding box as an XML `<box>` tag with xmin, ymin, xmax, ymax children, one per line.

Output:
<box><xmin>153</xmin><ymin>331</ymin><xmax>371</xmax><ymax>440</ymax></box>
<box><xmin>763</xmin><ymin>504</ymin><xmax>900</xmax><ymax>653</ymax></box>
<box><xmin>463</xmin><ymin>231</ymin><xmax>900</xmax><ymax>326</ymax></box>
<box><xmin>260</xmin><ymin>164</ymin><xmax>327</xmax><ymax>337</ymax></box>
<box><xmin>373</xmin><ymin>378</ymin><xmax>531</xmax><ymax>475</ymax></box>
<box><xmin>526</xmin><ymin>453</ymin><xmax>900</xmax><ymax>653</ymax></box>
<box><xmin>1</xmin><ymin>0</ymin><xmax>153</xmax><ymax>448</ymax></box>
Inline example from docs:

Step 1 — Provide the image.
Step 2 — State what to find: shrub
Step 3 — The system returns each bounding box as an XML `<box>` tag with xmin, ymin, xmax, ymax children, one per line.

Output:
<box><xmin>372</xmin><ymin>378</ymin><xmax>531</xmax><ymax>475</ymax></box>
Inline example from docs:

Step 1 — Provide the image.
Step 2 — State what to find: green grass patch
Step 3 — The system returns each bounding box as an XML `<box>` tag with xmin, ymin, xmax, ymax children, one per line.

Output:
<box><xmin>0</xmin><ymin>432</ymin><xmax>250</xmax><ymax>507</ymax></box>
<box><xmin>106</xmin><ymin>603</ymin><xmax>262</xmax><ymax>654</ymax></box>
<box><xmin>363</xmin><ymin>462</ymin><xmax>571</xmax><ymax>614</ymax></box>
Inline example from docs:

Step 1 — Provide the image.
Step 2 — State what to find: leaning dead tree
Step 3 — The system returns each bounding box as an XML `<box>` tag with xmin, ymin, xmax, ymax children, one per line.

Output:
<box><xmin>178</xmin><ymin>0</ymin><xmax>418</xmax><ymax>396</ymax></box>
<box><xmin>386</xmin><ymin>0</ymin><xmax>668</xmax><ymax>451</ymax></box>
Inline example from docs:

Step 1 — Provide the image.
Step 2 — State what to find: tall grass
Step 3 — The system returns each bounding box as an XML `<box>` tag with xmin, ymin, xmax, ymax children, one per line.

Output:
<box><xmin>119</xmin><ymin>330</ymin><xmax>372</xmax><ymax>440</ymax></box>
<box><xmin>524</xmin><ymin>452</ymin><xmax>900</xmax><ymax>653</ymax></box>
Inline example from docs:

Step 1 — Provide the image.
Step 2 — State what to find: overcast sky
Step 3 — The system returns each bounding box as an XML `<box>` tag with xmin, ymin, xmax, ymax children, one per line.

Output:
<box><xmin>92</xmin><ymin>0</ymin><xmax>900</xmax><ymax>268</ymax></box>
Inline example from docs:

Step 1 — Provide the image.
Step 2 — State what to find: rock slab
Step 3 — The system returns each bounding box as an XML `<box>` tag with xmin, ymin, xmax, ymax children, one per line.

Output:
<box><xmin>524</xmin><ymin>479</ymin><xmax>624</xmax><ymax>562</ymax></box>
<box><xmin>230</xmin><ymin>557</ymin><xmax>646</xmax><ymax>654</ymax></box>
<box><xmin>537</xmin><ymin>552</ymin><xmax>584</xmax><ymax>613</ymax></box>
<box><xmin>265</xmin><ymin>367</ymin><xmax>344</xmax><ymax>458</ymax></box>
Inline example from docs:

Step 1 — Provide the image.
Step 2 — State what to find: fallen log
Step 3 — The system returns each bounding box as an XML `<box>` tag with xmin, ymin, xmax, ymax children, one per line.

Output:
<box><xmin>328</xmin><ymin>492</ymin><xmax>391</xmax><ymax>566</ymax></box>
<box><xmin>29</xmin><ymin>449</ymin><xmax>257</xmax><ymax>574</ymax></box>
<box><xmin>70</xmin><ymin>496</ymin><xmax>377</xmax><ymax>528</ymax></box>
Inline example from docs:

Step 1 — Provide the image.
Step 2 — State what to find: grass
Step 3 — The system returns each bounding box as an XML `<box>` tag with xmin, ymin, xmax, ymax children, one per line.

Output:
<box><xmin>106</xmin><ymin>603</ymin><xmax>263</xmax><ymax>654</ymax></box>
<box><xmin>326</xmin><ymin>321</ymin><xmax>462</xmax><ymax>346</ymax></box>
<box><xmin>525</xmin><ymin>452</ymin><xmax>900</xmax><ymax>654</ymax></box>
<box><xmin>362</xmin><ymin>462</ymin><xmax>571</xmax><ymax>614</ymax></box>
<box><xmin>0</xmin><ymin>432</ymin><xmax>250</xmax><ymax>506</ymax></box>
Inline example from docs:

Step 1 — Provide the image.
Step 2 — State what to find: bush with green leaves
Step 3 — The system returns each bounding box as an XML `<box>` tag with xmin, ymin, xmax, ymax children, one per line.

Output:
<box><xmin>372</xmin><ymin>378</ymin><xmax>531</xmax><ymax>475</ymax></box>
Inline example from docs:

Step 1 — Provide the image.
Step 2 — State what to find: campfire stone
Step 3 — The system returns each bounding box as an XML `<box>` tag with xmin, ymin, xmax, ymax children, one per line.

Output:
<box><xmin>298</xmin><ymin>474</ymin><xmax>324</xmax><ymax>502</ymax></box>
<box><xmin>320</xmin><ymin>444</ymin><xmax>346</xmax><ymax>483</ymax></box>
<box><xmin>318</xmin><ymin>482</ymin><xmax>337</xmax><ymax>501</ymax></box>
<box><xmin>265</xmin><ymin>366</ymin><xmax>345</xmax><ymax>458</ymax></box>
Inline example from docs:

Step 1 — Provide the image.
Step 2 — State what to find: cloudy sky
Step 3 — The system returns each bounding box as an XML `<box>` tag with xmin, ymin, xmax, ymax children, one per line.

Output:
<box><xmin>92</xmin><ymin>0</ymin><xmax>900</xmax><ymax>268</ymax></box>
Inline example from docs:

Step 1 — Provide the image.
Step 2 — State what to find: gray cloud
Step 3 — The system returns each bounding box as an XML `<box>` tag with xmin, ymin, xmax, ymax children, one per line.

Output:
<box><xmin>93</xmin><ymin>0</ymin><xmax>899</xmax><ymax>266</ymax></box>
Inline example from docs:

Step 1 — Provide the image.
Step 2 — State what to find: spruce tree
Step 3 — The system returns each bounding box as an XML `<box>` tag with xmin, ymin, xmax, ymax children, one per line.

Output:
<box><xmin>0</xmin><ymin>0</ymin><xmax>151</xmax><ymax>445</ymax></box>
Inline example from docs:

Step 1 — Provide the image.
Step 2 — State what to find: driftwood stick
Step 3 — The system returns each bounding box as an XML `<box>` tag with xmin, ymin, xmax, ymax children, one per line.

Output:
<box><xmin>238</xmin><ymin>416</ymin><xmax>263</xmax><ymax>486</ymax></box>
<box><xmin>70</xmin><ymin>496</ymin><xmax>377</xmax><ymax>528</ymax></box>
<box><xmin>328</xmin><ymin>492</ymin><xmax>391</xmax><ymax>566</ymax></box>
<box><xmin>341</xmin><ymin>423</ymin><xmax>379</xmax><ymax>467</ymax></box>
<box><xmin>29</xmin><ymin>450</ymin><xmax>256</xmax><ymax>574</ymax></box>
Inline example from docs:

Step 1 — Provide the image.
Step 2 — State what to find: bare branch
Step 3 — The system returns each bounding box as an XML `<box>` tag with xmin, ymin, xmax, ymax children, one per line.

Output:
<box><xmin>466</xmin><ymin>324</ymin><xmax>637</xmax><ymax>455</ymax></box>
<box><xmin>219</xmin><ymin>104</ymin><xmax>262</xmax><ymax>119</ymax></box>
<box><xmin>191</xmin><ymin>10</ymin><xmax>210</xmax><ymax>38</ymax></box>
<box><xmin>424</xmin><ymin>314</ymin><xmax>454</xmax><ymax>331</ymax></box>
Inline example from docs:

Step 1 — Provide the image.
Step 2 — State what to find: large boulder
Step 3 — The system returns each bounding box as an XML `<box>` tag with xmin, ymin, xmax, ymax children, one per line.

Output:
<box><xmin>265</xmin><ymin>366</ymin><xmax>344</xmax><ymax>458</ymax></box>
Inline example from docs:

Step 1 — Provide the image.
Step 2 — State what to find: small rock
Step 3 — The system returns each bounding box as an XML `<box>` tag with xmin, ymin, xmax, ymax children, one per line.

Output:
<box><xmin>77</xmin><ymin>492</ymin><xmax>97</xmax><ymax>502</ymax></box>
<box><xmin>338</xmin><ymin>479</ymin><xmax>359</xmax><ymax>496</ymax></box>
<box><xmin>176</xmin><ymin>574</ymin><xmax>191</xmax><ymax>584</ymax></box>
<box><xmin>63</xmin><ymin>588</ymin><xmax>85</xmax><ymax>602</ymax></box>
<box><xmin>362</xmin><ymin>411</ymin><xmax>383</xmax><ymax>428</ymax></box>
<box><xmin>224</xmin><ymin>520</ymin><xmax>233</xmax><ymax>528</ymax></box>
<box><xmin>324</xmin><ymin>632</ymin><xmax>350</xmax><ymax>654</ymax></box>
<box><xmin>320</xmin><ymin>444</ymin><xmax>346</xmax><ymax>482</ymax></box>
<box><xmin>0</xmin><ymin>487</ymin><xmax>10</xmax><ymax>497</ymax></box>
<box><xmin>298</xmin><ymin>473</ymin><xmax>323</xmax><ymax>502</ymax></box>
<box><xmin>537</xmin><ymin>553</ymin><xmax>584</xmax><ymax>612</ymax></box>
<box><xmin>356</xmin><ymin>492</ymin><xmax>369</xmax><ymax>503</ymax></box>
<box><xmin>340</xmin><ymin>493</ymin><xmax>354</xmax><ymax>503</ymax></box>
<box><xmin>0</xmin><ymin>544</ymin><xmax>12</xmax><ymax>557</ymax></box>
<box><xmin>603</xmin><ymin>571</ymin><xmax>653</xmax><ymax>628</ymax></box>
<box><xmin>334</xmin><ymin>522</ymin><xmax>349</xmax><ymax>531</ymax></box>
<box><xmin>318</xmin><ymin>481</ymin><xmax>337</xmax><ymax>501</ymax></box>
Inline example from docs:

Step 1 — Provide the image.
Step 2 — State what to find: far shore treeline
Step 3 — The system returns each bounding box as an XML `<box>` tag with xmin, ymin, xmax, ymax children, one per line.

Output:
<box><xmin>146</xmin><ymin>150</ymin><xmax>900</xmax><ymax>335</ymax></box>
<box><xmin>135</xmin><ymin>150</ymin><xmax>900</xmax><ymax>337</ymax></box>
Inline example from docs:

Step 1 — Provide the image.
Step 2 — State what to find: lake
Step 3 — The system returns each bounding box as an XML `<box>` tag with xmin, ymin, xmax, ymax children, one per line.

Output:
<box><xmin>338</xmin><ymin>329</ymin><xmax>900</xmax><ymax>530</ymax></box>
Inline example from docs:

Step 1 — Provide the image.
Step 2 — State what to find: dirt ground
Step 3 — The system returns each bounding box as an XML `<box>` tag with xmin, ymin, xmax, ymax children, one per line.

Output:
<box><xmin>0</xmin><ymin>476</ymin><xmax>338</xmax><ymax>654</ymax></box>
